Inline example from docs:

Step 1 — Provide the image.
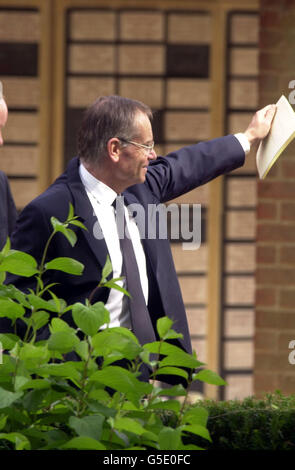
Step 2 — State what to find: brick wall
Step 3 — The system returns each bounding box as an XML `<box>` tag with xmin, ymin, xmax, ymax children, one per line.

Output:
<box><xmin>255</xmin><ymin>0</ymin><xmax>295</xmax><ymax>395</ymax></box>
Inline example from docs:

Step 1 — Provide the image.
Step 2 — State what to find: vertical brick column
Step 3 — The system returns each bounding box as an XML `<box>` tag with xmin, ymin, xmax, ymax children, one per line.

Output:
<box><xmin>255</xmin><ymin>0</ymin><xmax>295</xmax><ymax>395</ymax></box>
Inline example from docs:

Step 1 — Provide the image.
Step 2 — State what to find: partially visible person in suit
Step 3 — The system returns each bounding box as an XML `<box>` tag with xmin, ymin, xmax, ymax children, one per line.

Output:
<box><xmin>2</xmin><ymin>96</ymin><xmax>275</xmax><ymax>378</ymax></box>
<box><xmin>0</xmin><ymin>81</ymin><xmax>17</xmax><ymax>249</ymax></box>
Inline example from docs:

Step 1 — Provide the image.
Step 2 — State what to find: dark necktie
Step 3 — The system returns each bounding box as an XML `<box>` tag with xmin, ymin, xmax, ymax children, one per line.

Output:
<box><xmin>113</xmin><ymin>196</ymin><xmax>156</xmax><ymax>345</ymax></box>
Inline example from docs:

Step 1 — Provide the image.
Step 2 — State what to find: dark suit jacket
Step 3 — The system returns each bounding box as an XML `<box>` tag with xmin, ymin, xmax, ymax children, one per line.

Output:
<box><xmin>0</xmin><ymin>170</ymin><xmax>17</xmax><ymax>250</ymax></box>
<box><xmin>4</xmin><ymin>136</ymin><xmax>245</xmax><ymax>353</ymax></box>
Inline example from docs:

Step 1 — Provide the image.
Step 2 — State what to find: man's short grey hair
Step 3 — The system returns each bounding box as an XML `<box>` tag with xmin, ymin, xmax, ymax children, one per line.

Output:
<box><xmin>78</xmin><ymin>95</ymin><xmax>153</xmax><ymax>165</ymax></box>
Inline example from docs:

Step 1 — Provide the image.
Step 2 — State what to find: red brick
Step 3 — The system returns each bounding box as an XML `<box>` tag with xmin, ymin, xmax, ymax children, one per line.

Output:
<box><xmin>255</xmin><ymin>330</ymin><xmax>278</xmax><ymax>349</ymax></box>
<box><xmin>258</xmin><ymin>181</ymin><xmax>295</xmax><ymax>199</ymax></box>
<box><xmin>257</xmin><ymin>224</ymin><xmax>295</xmax><ymax>242</ymax></box>
<box><xmin>281</xmin><ymin>202</ymin><xmax>295</xmax><ymax>221</ymax></box>
<box><xmin>254</xmin><ymin>352</ymin><xmax>279</xmax><ymax>369</ymax></box>
<box><xmin>259</xmin><ymin>31</ymin><xmax>283</xmax><ymax>50</ymax></box>
<box><xmin>281</xmin><ymin>10</ymin><xmax>295</xmax><ymax>29</ymax></box>
<box><xmin>256</xmin><ymin>287</ymin><xmax>277</xmax><ymax>306</ymax></box>
<box><xmin>259</xmin><ymin>73</ymin><xmax>280</xmax><ymax>91</ymax></box>
<box><xmin>260</xmin><ymin>52</ymin><xmax>282</xmax><ymax>71</ymax></box>
<box><xmin>279</xmin><ymin>288</ymin><xmax>295</xmax><ymax>308</ymax></box>
<box><xmin>284</xmin><ymin>0</ymin><xmax>295</xmax><ymax>8</ymax></box>
<box><xmin>278</xmin><ymin>332</ymin><xmax>295</xmax><ymax>350</ymax></box>
<box><xmin>280</xmin><ymin>245</ymin><xmax>295</xmax><ymax>264</ymax></box>
<box><xmin>257</xmin><ymin>201</ymin><xmax>278</xmax><ymax>219</ymax></box>
<box><xmin>261</xmin><ymin>11</ymin><xmax>282</xmax><ymax>29</ymax></box>
<box><xmin>281</xmin><ymin>160</ymin><xmax>295</xmax><ymax>179</ymax></box>
<box><xmin>260</xmin><ymin>0</ymin><xmax>284</xmax><ymax>10</ymax></box>
<box><xmin>256</xmin><ymin>245</ymin><xmax>276</xmax><ymax>263</ymax></box>
<box><xmin>254</xmin><ymin>372</ymin><xmax>279</xmax><ymax>396</ymax></box>
<box><xmin>277</xmin><ymin>374</ymin><xmax>295</xmax><ymax>394</ymax></box>
<box><xmin>256</xmin><ymin>266</ymin><xmax>295</xmax><ymax>285</ymax></box>
<box><xmin>255</xmin><ymin>310</ymin><xmax>280</xmax><ymax>328</ymax></box>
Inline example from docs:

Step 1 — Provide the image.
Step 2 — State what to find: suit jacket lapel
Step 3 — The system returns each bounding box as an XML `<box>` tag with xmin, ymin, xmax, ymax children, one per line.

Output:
<box><xmin>65</xmin><ymin>158</ymin><xmax>111</xmax><ymax>273</ymax></box>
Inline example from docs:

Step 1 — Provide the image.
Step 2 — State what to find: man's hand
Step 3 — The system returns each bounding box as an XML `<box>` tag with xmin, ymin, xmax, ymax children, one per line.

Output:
<box><xmin>244</xmin><ymin>104</ymin><xmax>277</xmax><ymax>147</ymax></box>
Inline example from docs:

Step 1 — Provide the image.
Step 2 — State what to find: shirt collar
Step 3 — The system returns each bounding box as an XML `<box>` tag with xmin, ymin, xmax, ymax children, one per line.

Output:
<box><xmin>79</xmin><ymin>162</ymin><xmax>117</xmax><ymax>206</ymax></box>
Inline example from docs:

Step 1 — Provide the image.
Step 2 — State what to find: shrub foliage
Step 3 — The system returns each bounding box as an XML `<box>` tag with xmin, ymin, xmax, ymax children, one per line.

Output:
<box><xmin>0</xmin><ymin>204</ymin><xmax>225</xmax><ymax>450</ymax></box>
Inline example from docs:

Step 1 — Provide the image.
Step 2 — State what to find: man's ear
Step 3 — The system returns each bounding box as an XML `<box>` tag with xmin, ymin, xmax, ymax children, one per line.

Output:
<box><xmin>107</xmin><ymin>138</ymin><xmax>122</xmax><ymax>162</ymax></box>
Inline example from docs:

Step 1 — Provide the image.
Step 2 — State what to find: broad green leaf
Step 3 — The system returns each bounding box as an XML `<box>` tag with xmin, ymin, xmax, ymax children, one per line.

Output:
<box><xmin>89</xmin><ymin>366</ymin><xmax>152</xmax><ymax>405</ymax></box>
<box><xmin>164</xmin><ymin>329</ymin><xmax>183</xmax><ymax>340</ymax></box>
<box><xmin>193</xmin><ymin>369</ymin><xmax>227</xmax><ymax>386</ymax></box>
<box><xmin>155</xmin><ymin>366</ymin><xmax>188</xmax><ymax>380</ymax></box>
<box><xmin>27</xmin><ymin>293</ymin><xmax>58</xmax><ymax>312</ymax></box>
<box><xmin>158</xmin><ymin>427</ymin><xmax>181</xmax><ymax>450</ymax></box>
<box><xmin>103</xmin><ymin>279</ymin><xmax>130</xmax><ymax>297</ymax></box>
<box><xmin>160</xmin><ymin>353</ymin><xmax>201</xmax><ymax>370</ymax></box>
<box><xmin>43</xmin><ymin>429</ymin><xmax>69</xmax><ymax>448</ymax></box>
<box><xmin>45</xmin><ymin>257</ymin><xmax>84</xmax><ymax>276</ymax></box>
<box><xmin>92</xmin><ymin>329</ymin><xmax>141</xmax><ymax>360</ymax></box>
<box><xmin>72</xmin><ymin>302</ymin><xmax>109</xmax><ymax>336</ymax></box>
<box><xmin>51</xmin><ymin>217</ymin><xmax>77</xmax><ymax>247</ymax></box>
<box><xmin>177</xmin><ymin>444</ymin><xmax>204</xmax><ymax>450</ymax></box>
<box><xmin>182</xmin><ymin>407</ymin><xmax>208</xmax><ymax>427</ymax></box>
<box><xmin>0</xmin><ymin>387</ymin><xmax>23</xmax><ymax>409</ymax></box>
<box><xmin>0</xmin><ymin>299</ymin><xmax>25</xmax><ymax>321</ymax></box>
<box><xmin>0</xmin><ymin>432</ymin><xmax>30</xmax><ymax>450</ymax></box>
<box><xmin>50</xmin><ymin>317</ymin><xmax>75</xmax><ymax>333</ymax></box>
<box><xmin>14</xmin><ymin>376</ymin><xmax>30</xmax><ymax>392</ymax></box>
<box><xmin>48</xmin><ymin>330</ymin><xmax>79</xmax><ymax>353</ymax></box>
<box><xmin>47</xmin><ymin>292</ymin><xmax>68</xmax><ymax>314</ymax></box>
<box><xmin>69</xmin><ymin>219</ymin><xmax>87</xmax><ymax>230</ymax></box>
<box><xmin>69</xmin><ymin>415</ymin><xmax>104</xmax><ymax>441</ymax></box>
<box><xmin>19</xmin><ymin>343</ymin><xmax>50</xmax><ymax>367</ymax></box>
<box><xmin>115</xmin><ymin>417</ymin><xmax>146</xmax><ymax>436</ymax></box>
<box><xmin>182</xmin><ymin>424</ymin><xmax>211</xmax><ymax>442</ymax></box>
<box><xmin>104</xmin><ymin>326</ymin><xmax>139</xmax><ymax>345</ymax></box>
<box><xmin>0</xmin><ymin>333</ymin><xmax>19</xmax><ymax>350</ymax></box>
<box><xmin>144</xmin><ymin>342</ymin><xmax>204</xmax><ymax>369</ymax></box>
<box><xmin>0</xmin><ymin>250</ymin><xmax>38</xmax><ymax>277</ymax></box>
<box><xmin>0</xmin><ymin>272</ymin><xmax>5</xmax><ymax>284</ymax></box>
<box><xmin>60</xmin><ymin>436</ymin><xmax>106</xmax><ymax>450</ymax></box>
<box><xmin>22</xmin><ymin>388</ymin><xmax>52</xmax><ymax>413</ymax></box>
<box><xmin>0</xmin><ymin>237</ymin><xmax>10</xmax><ymax>255</ymax></box>
<box><xmin>75</xmin><ymin>340</ymin><xmax>88</xmax><ymax>361</ymax></box>
<box><xmin>19</xmin><ymin>379</ymin><xmax>51</xmax><ymax>391</ymax></box>
<box><xmin>149</xmin><ymin>399</ymin><xmax>181</xmax><ymax>413</ymax></box>
<box><xmin>0</xmin><ymin>415</ymin><xmax>7</xmax><ymax>431</ymax></box>
<box><xmin>31</xmin><ymin>311</ymin><xmax>50</xmax><ymax>331</ymax></box>
<box><xmin>101</xmin><ymin>255</ymin><xmax>113</xmax><ymax>281</ymax></box>
<box><xmin>9</xmin><ymin>286</ymin><xmax>31</xmax><ymax>308</ymax></box>
<box><xmin>158</xmin><ymin>384</ymin><xmax>186</xmax><ymax>397</ymax></box>
<box><xmin>67</xmin><ymin>202</ymin><xmax>74</xmax><ymax>220</ymax></box>
<box><xmin>36</xmin><ymin>363</ymin><xmax>81</xmax><ymax>382</ymax></box>
<box><xmin>87</xmin><ymin>400</ymin><xmax>116</xmax><ymax>416</ymax></box>
<box><xmin>157</xmin><ymin>317</ymin><xmax>173</xmax><ymax>339</ymax></box>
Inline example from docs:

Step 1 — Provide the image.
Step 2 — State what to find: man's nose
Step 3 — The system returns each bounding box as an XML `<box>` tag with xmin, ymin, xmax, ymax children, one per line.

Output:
<box><xmin>148</xmin><ymin>149</ymin><xmax>157</xmax><ymax>161</ymax></box>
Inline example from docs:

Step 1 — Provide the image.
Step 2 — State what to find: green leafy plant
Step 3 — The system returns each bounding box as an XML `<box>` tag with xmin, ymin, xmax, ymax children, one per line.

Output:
<box><xmin>179</xmin><ymin>392</ymin><xmax>295</xmax><ymax>450</ymax></box>
<box><xmin>0</xmin><ymin>204</ymin><xmax>226</xmax><ymax>450</ymax></box>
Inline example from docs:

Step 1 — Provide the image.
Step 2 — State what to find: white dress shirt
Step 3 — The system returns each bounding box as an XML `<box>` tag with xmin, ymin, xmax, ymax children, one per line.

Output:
<box><xmin>79</xmin><ymin>163</ymin><xmax>149</xmax><ymax>329</ymax></box>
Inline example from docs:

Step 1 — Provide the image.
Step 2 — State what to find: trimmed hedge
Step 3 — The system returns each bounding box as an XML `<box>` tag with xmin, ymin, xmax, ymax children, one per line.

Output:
<box><xmin>168</xmin><ymin>391</ymin><xmax>295</xmax><ymax>450</ymax></box>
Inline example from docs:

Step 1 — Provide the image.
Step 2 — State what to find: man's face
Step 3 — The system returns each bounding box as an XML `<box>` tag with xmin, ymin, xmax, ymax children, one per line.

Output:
<box><xmin>117</xmin><ymin>111</ymin><xmax>157</xmax><ymax>188</ymax></box>
<box><xmin>0</xmin><ymin>100</ymin><xmax>8</xmax><ymax>146</ymax></box>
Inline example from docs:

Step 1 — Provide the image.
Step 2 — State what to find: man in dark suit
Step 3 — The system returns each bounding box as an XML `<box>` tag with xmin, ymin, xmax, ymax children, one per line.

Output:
<box><xmin>3</xmin><ymin>96</ymin><xmax>275</xmax><ymax>359</ymax></box>
<box><xmin>0</xmin><ymin>83</ymin><xmax>17</xmax><ymax>249</ymax></box>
